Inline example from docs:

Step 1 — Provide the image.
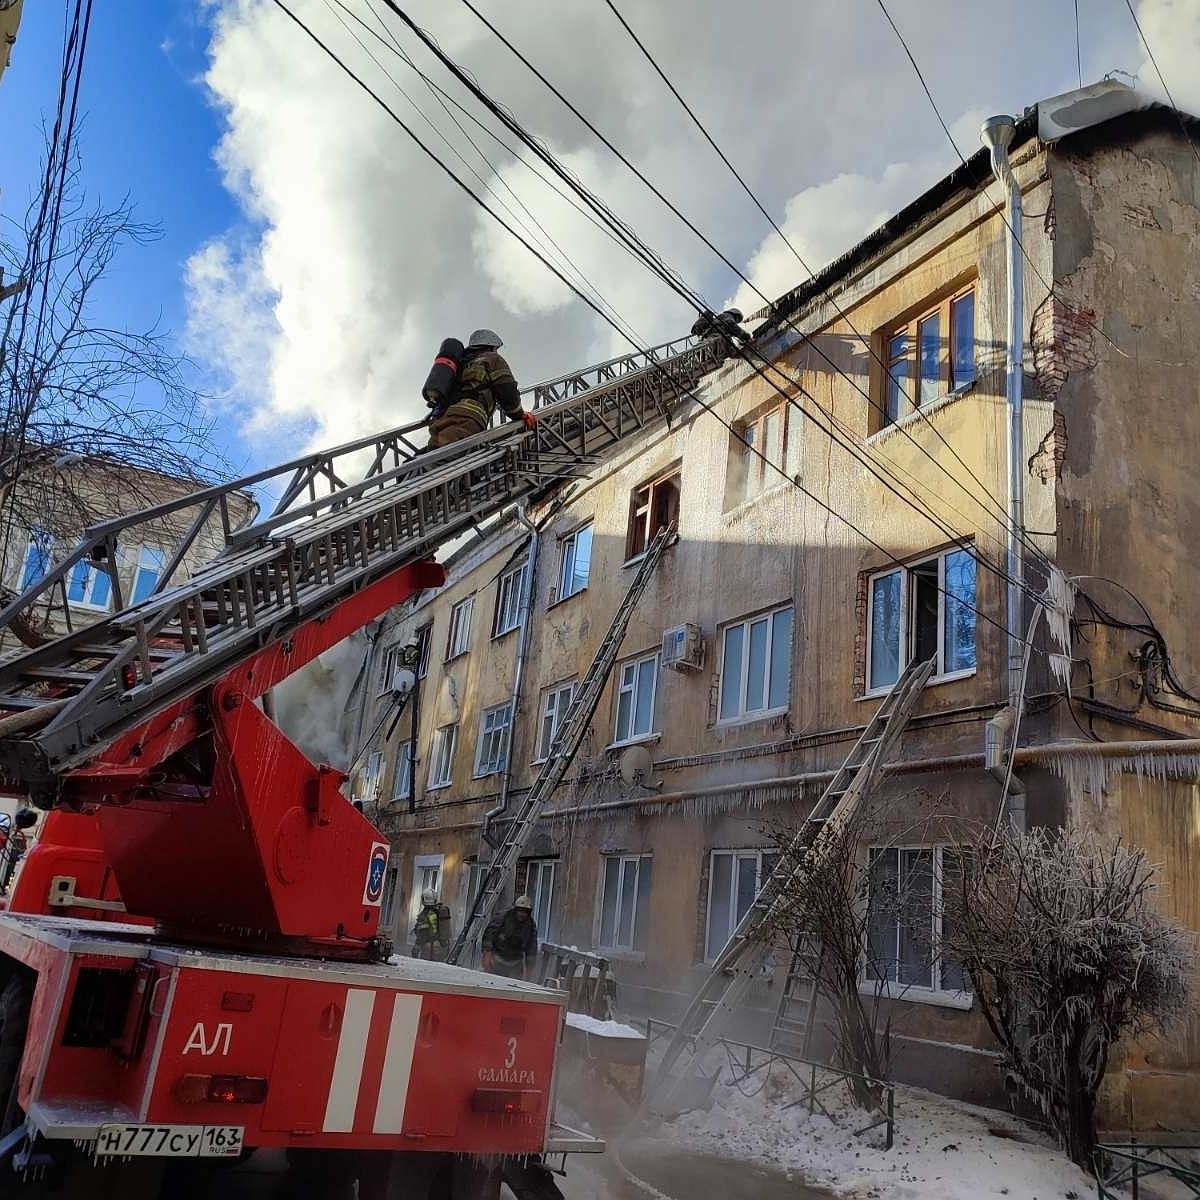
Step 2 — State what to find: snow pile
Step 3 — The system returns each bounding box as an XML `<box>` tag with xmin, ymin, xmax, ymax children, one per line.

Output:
<box><xmin>565</xmin><ymin>1012</ymin><xmax>645</xmax><ymax>1039</ymax></box>
<box><xmin>656</xmin><ymin>1073</ymin><xmax>1091</xmax><ymax>1200</ymax></box>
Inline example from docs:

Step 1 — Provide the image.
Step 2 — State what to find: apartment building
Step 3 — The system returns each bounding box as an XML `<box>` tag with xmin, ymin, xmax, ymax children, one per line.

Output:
<box><xmin>356</xmin><ymin>83</ymin><xmax>1200</xmax><ymax>1130</ymax></box>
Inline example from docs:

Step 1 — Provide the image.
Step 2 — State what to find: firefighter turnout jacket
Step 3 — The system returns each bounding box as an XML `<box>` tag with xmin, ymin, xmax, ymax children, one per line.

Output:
<box><xmin>452</xmin><ymin>348</ymin><xmax>523</xmax><ymax>427</ymax></box>
<box><xmin>412</xmin><ymin>902</ymin><xmax>453</xmax><ymax>961</ymax></box>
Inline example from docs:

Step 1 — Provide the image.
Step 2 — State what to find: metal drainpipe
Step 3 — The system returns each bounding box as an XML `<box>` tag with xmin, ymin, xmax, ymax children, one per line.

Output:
<box><xmin>480</xmin><ymin>507</ymin><xmax>539</xmax><ymax>854</ymax></box>
<box><xmin>980</xmin><ymin>115</ymin><xmax>1026</xmax><ymax>712</ymax></box>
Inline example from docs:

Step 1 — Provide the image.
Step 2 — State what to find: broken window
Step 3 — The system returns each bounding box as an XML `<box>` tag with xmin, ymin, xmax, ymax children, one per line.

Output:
<box><xmin>705</xmin><ymin>848</ymin><xmax>779</xmax><ymax>961</ymax></box>
<box><xmin>626</xmin><ymin>469</ymin><xmax>680</xmax><ymax>560</ymax></box>
<box><xmin>598</xmin><ymin>854</ymin><xmax>652</xmax><ymax>952</ymax></box>
<box><xmin>718</xmin><ymin>605</ymin><xmax>793</xmax><ymax>722</ymax></box>
<box><xmin>865</xmin><ymin>845</ymin><xmax>971</xmax><ymax>995</ymax></box>
<box><xmin>725</xmin><ymin>404</ymin><xmax>786</xmax><ymax>509</ymax></box>
<box><xmin>876</xmin><ymin>283</ymin><xmax>975</xmax><ymax>430</ymax></box>
<box><xmin>866</xmin><ymin>548</ymin><xmax>976</xmax><ymax>692</ymax></box>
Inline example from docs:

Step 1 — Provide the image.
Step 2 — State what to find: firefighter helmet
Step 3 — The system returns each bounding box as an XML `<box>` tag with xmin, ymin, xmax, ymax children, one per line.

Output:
<box><xmin>468</xmin><ymin>328</ymin><xmax>503</xmax><ymax>350</ymax></box>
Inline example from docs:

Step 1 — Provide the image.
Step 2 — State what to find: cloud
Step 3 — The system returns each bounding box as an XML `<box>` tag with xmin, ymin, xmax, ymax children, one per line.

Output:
<box><xmin>1134</xmin><ymin>0</ymin><xmax>1200</xmax><ymax>115</ymax></box>
<box><xmin>185</xmin><ymin>0</ymin><xmax>1157</xmax><ymax>458</ymax></box>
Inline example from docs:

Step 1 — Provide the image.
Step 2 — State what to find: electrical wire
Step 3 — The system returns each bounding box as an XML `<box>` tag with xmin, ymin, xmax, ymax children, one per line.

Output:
<box><xmin>268</xmin><ymin>0</ymin><xmax>1046</xmax><ymax>657</ymax></box>
<box><xmin>364</xmin><ymin>0</ymin><xmax>1048</xmax><ymax>612</ymax></box>
<box><xmin>1122</xmin><ymin>0</ymin><xmax>1200</xmax><ymax>169</ymax></box>
<box><xmin>1074</xmin><ymin>0</ymin><xmax>1083</xmax><ymax>89</ymax></box>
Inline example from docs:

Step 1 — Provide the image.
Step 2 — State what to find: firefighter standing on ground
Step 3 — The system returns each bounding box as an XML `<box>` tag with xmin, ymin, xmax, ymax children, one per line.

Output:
<box><xmin>481</xmin><ymin>894</ymin><xmax>539</xmax><ymax>980</ymax></box>
<box><xmin>426</xmin><ymin>329</ymin><xmax>536</xmax><ymax>450</ymax></box>
<box><xmin>411</xmin><ymin>889</ymin><xmax>452</xmax><ymax>962</ymax></box>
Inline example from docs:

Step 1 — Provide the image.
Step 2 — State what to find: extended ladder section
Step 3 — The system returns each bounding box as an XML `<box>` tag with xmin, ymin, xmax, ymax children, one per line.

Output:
<box><xmin>645</xmin><ymin>655</ymin><xmax>936</xmax><ymax>1115</ymax></box>
<box><xmin>447</xmin><ymin>524</ymin><xmax>676</xmax><ymax>966</ymax></box>
<box><xmin>769</xmin><ymin>933</ymin><xmax>823</xmax><ymax>1058</ymax></box>
<box><xmin>0</xmin><ymin>336</ymin><xmax>726</xmax><ymax>791</ymax></box>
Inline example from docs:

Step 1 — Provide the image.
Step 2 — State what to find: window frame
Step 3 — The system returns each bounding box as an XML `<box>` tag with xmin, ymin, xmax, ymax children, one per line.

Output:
<box><xmin>876</xmin><ymin>283</ymin><xmax>976</xmax><ymax>430</ymax></box>
<box><xmin>554</xmin><ymin>523</ymin><xmax>593</xmax><ymax>604</ymax></box>
<box><xmin>20</xmin><ymin>529</ymin><xmax>55</xmax><ymax>591</ymax></box>
<box><xmin>427</xmin><ymin>724</ymin><xmax>458</xmax><ymax>790</ymax></box>
<box><xmin>524</xmin><ymin>857</ymin><xmax>557</xmax><ymax>942</ymax></box>
<box><xmin>493</xmin><ymin>561</ymin><xmax>526</xmax><ymax>639</ymax></box>
<box><xmin>359</xmin><ymin>750</ymin><xmax>383</xmax><ymax>805</ymax></box>
<box><xmin>392</xmin><ymin>740</ymin><xmax>414</xmax><ymax>802</ymax></box>
<box><xmin>131</xmin><ymin>545</ymin><xmax>167</xmax><ymax>605</ymax></box>
<box><xmin>66</xmin><ymin>555</ymin><xmax>113</xmax><ymax>611</ymax></box>
<box><xmin>717</xmin><ymin>604</ymin><xmax>794</xmax><ymax>725</ymax></box>
<box><xmin>727</xmin><ymin>403</ymin><xmax>788</xmax><ymax>509</ymax></box>
<box><xmin>409</xmin><ymin>853</ymin><xmax>445</xmax><ymax>929</ymax></box>
<box><xmin>445</xmin><ymin>596</ymin><xmax>474</xmax><ymax>661</ymax></box>
<box><xmin>864</xmin><ymin>547</ymin><xmax>977</xmax><ymax>697</ymax></box>
<box><xmin>473</xmin><ymin>701</ymin><xmax>513</xmax><ymax>778</ymax></box>
<box><xmin>862</xmin><ymin>843</ymin><xmax>973</xmax><ymax>1007</ymax></box>
<box><xmin>415</xmin><ymin>624</ymin><xmax>432</xmax><ymax>679</ymax></box>
<box><xmin>612</xmin><ymin>651</ymin><xmax>660</xmax><ymax>746</ymax></box>
<box><xmin>625</xmin><ymin>468</ymin><xmax>681</xmax><ymax>563</ymax></box>
<box><xmin>535</xmin><ymin>679</ymin><xmax>576</xmax><ymax>763</ymax></box>
<box><xmin>380</xmin><ymin>865</ymin><xmax>400</xmax><ymax>930</ymax></box>
<box><xmin>704</xmin><ymin>848</ymin><xmax>780</xmax><ymax>962</ymax></box>
<box><xmin>596</xmin><ymin>853</ymin><xmax>652</xmax><ymax>953</ymax></box>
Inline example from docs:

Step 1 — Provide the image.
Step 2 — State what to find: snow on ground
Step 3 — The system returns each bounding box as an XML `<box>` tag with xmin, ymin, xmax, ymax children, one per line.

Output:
<box><xmin>656</xmin><ymin>1069</ymin><xmax>1093</xmax><ymax>1200</ymax></box>
<box><xmin>565</xmin><ymin>1012</ymin><xmax>646</xmax><ymax>1039</ymax></box>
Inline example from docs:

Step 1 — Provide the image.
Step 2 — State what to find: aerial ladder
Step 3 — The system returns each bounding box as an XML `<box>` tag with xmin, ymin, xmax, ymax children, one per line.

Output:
<box><xmin>645</xmin><ymin>654</ymin><xmax>936</xmax><ymax>1116</ymax></box>
<box><xmin>0</xmin><ymin>334</ymin><xmax>727</xmax><ymax>1198</ymax></box>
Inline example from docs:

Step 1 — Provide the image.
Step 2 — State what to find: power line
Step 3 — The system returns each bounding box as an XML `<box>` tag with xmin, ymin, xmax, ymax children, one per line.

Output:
<box><xmin>268</xmin><ymin>0</ymin><xmax>1046</xmax><ymax>654</ymax></box>
<box><xmin>598</xmin><ymin>0</ymin><xmax>1053</xmax><ymax>577</ymax></box>
<box><xmin>369</xmin><ymin>0</ymin><xmax>1046</xmax><ymax>605</ymax></box>
<box><xmin>1122</xmin><ymin>0</ymin><xmax>1200</xmax><ymax>168</ymax></box>
<box><xmin>1074</xmin><ymin>0</ymin><xmax>1083</xmax><ymax>89</ymax></box>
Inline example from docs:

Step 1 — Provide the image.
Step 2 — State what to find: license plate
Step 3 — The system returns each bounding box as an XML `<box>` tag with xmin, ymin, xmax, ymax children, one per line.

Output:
<box><xmin>95</xmin><ymin>1124</ymin><xmax>244</xmax><ymax>1159</ymax></box>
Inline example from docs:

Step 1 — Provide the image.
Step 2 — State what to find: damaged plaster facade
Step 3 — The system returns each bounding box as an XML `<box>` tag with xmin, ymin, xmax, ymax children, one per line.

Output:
<box><xmin>356</xmin><ymin>99</ymin><xmax>1200</xmax><ymax>1130</ymax></box>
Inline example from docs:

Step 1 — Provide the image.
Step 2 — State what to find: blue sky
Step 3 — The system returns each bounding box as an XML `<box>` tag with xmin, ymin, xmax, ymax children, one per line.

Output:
<box><xmin>2</xmin><ymin>3</ymin><xmax>248</xmax><ymax>467</ymax></box>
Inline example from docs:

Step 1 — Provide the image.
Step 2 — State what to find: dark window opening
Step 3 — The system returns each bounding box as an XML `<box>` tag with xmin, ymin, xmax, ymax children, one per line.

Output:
<box><xmin>626</xmin><ymin>471</ymin><xmax>680</xmax><ymax>560</ymax></box>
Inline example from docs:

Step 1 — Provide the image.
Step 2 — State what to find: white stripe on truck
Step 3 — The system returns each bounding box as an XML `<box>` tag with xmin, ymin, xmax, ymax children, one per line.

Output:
<box><xmin>323</xmin><ymin>989</ymin><xmax>376</xmax><ymax>1132</ymax></box>
<box><xmin>373</xmin><ymin>994</ymin><xmax>423</xmax><ymax>1134</ymax></box>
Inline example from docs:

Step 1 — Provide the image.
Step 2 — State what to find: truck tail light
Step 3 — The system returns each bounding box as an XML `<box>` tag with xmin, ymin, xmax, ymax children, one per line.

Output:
<box><xmin>175</xmin><ymin>1074</ymin><xmax>268</xmax><ymax>1104</ymax></box>
<box><xmin>470</xmin><ymin>1089</ymin><xmax>541</xmax><ymax>1115</ymax></box>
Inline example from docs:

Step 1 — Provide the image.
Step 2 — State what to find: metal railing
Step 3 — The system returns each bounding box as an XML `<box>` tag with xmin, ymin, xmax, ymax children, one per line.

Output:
<box><xmin>644</xmin><ymin>1017</ymin><xmax>894</xmax><ymax>1150</ymax></box>
<box><xmin>1096</xmin><ymin>1141</ymin><xmax>1200</xmax><ymax>1198</ymax></box>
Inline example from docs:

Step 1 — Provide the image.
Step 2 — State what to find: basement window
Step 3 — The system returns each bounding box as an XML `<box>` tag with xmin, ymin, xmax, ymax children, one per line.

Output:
<box><xmin>626</xmin><ymin>469</ymin><xmax>680</xmax><ymax>561</ymax></box>
<box><xmin>875</xmin><ymin>284</ymin><xmax>975</xmax><ymax>431</ymax></box>
<box><xmin>866</xmin><ymin>547</ymin><xmax>976</xmax><ymax>693</ymax></box>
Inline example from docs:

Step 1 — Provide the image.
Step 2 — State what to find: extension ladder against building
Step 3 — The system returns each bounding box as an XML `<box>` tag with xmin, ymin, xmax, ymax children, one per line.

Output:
<box><xmin>645</xmin><ymin>654</ymin><xmax>937</xmax><ymax>1115</ymax></box>
<box><xmin>768</xmin><ymin>932</ymin><xmax>823</xmax><ymax>1057</ymax></box>
<box><xmin>447</xmin><ymin>523</ymin><xmax>676</xmax><ymax>966</ymax></box>
<box><xmin>0</xmin><ymin>336</ymin><xmax>725</xmax><ymax>792</ymax></box>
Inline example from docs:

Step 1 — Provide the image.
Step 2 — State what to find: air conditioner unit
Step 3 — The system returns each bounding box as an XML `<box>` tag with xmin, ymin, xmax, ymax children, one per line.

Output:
<box><xmin>662</xmin><ymin>622</ymin><xmax>704</xmax><ymax>672</ymax></box>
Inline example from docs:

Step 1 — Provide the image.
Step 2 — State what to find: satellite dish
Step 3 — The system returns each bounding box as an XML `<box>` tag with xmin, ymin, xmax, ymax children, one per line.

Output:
<box><xmin>619</xmin><ymin>744</ymin><xmax>659</xmax><ymax>791</ymax></box>
<box><xmin>390</xmin><ymin>668</ymin><xmax>416</xmax><ymax>698</ymax></box>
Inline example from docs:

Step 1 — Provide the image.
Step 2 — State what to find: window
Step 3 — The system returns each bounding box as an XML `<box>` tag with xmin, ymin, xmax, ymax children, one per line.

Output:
<box><xmin>867</xmin><ymin>548</ymin><xmax>976</xmax><ymax>692</ymax></box>
<box><xmin>537</xmin><ymin>680</ymin><xmax>576</xmax><ymax>762</ymax></box>
<box><xmin>131</xmin><ymin>546</ymin><xmax>166</xmax><ymax>604</ymax></box>
<box><xmin>410</xmin><ymin>853</ymin><xmax>444</xmax><ymax>928</ymax></box>
<box><xmin>493</xmin><ymin>562</ymin><xmax>526</xmax><ymax>638</ymax></box>
<box><xmin>474</xmin><ymin>702</ymin><xmax>513</xmax><ymax>777</ymax></box>
<box><xmin>626</xmin><ymin>469</ymin><xmax>680</xmax><ymax>560</ymax></box>
<box><xmin>718</xmin><ymin>606</ymin><xmax>793</xmax><ymax>722</ymax></box>
<box><xmin>415</xmin><ymin>624</ymin><xmax>431</xmax><ymax>679</ymax></box>
<box><xmin>555</xmin><ymin>524</ymin><xmax>592</xmax><ymax>602</ymax></box>
<box><xmin>359</xmin><ymin>751</ymin><xmax>383</xmax><ymax>804</ymax></box>
<box><xmin>392</xmin><ymin>741</ymin><xmax>414</xmax><ymax>802</ymax></box>
<box><xmin>866</xmin><ymin>846</ymin><xmax>971</xmax><ymax>996</ymax></box>
<box><xmin>726</xmin><ymin>404</ymin><xmax>786</xmax><ymax>509</ymax></box>
<box><xmin>877</xmin><ymin>284</ymin><xmax>975</xmax><ymax>428</ymax></box>
<box><xmin>66</xmin><ymin>556</ymin><xmax>112</xmax><ymax>610</ymax></box>
<box><xmin>705</xmin><ymin>849</ymin><xmax>779</xmax><ymax>961</ymax></box>
<box><xmin>20</xmin><ymin>529</ymin><xmax>55</xmax><ymax>590</ymax></box>
<box><xmin>380</xmin><ymin>866</ymin><xmax>399</xmax><ymax>930</ymax></box>
<box><xmin>614</xmin><ymin>652</ymin><xmax>658</xmax><ymax>744</ymax></box>
<box><xmin>598</xmin><ymin>854</ymin><xmax>652</xmax><ymax>951</ymax></box>
<box><xmin>446</xmin><ymin>597</ymin><xmax>474</xmax><ymax>660</ymax></box>
<box><xmin>523</xmin><ymin>857</ymin><xmax>557</xmax><ymax>941</ymax></box>
<box><xmin>428</xmin><ymin>724</ymin><xmax>458</xmax><ymax>789</ymax></box>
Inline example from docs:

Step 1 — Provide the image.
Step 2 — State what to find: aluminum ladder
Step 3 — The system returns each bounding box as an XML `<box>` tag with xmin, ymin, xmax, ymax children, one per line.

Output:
<box><xmin>768</xmin><ymin>932</ymin><xmax>823</xmax><ymax>1057</ymax></box>
<box><xmin>0</xmin><ymin>336</ymin><xmax>725</xmax><ymax>791</ymax></box>
<box><xmin>447</xmin><ymin>523</ymin><xmax>675</xmax><ymax>966</ymax></box>
<box><xmin>645</xmin><ymin>654</ymin><xmax>937</xmax><ymax>1115</ymax></box>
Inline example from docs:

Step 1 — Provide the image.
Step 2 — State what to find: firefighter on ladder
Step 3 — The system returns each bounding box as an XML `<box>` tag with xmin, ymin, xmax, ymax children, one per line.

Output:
<box><xmin>425</xmin><ymin>328</ymin><xmax>537</xmax><ymax>450</ymax></box>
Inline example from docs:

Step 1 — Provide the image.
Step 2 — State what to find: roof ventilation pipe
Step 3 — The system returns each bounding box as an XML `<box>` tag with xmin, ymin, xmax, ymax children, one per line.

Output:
<box><xmin>980</xmin><ymin>115</ymin><xmax>1027</xmax><ymax>832</ymax></box>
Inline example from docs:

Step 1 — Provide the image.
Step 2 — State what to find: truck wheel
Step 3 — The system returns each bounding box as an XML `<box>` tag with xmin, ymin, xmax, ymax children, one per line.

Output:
<box><xmin>276</xmin><ymin>1148</ymin><xmax>356</xmax><ymax>1199</ymax></box>
<box><xmin>0</xmin><ymin>967</ymin><xmax>34</xmax><ymax>1137</ymax></box>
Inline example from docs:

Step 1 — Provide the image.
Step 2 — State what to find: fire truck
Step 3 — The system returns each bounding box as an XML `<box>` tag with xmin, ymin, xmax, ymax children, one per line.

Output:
<box><xmin>0</xmin><ymin>336</ymin><xmax>727</xmax><ymax>1197</ymax></box>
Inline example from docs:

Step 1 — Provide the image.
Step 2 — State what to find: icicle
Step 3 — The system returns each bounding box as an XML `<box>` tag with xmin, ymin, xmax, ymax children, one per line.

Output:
<box><xmin>1044</xmin><ymin>566</ymin><xmax>1076</xmax><ymax>686</ymax></box>
<box><xmin>1026</xmin><ymin>747</ymin><xmax>1200</xmax><ymax>806</ymax></box>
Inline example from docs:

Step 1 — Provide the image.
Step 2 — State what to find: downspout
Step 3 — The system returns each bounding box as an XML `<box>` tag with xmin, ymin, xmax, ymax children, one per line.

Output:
<box><xmin>480</xmin><ymin>506</ymin><xmax>539</xmax><ymax>853</ymax></box>
<box><xmin>981</xmin><ymin>115</ymin><xmax>1027</xmax><ymax>829</ymax></box>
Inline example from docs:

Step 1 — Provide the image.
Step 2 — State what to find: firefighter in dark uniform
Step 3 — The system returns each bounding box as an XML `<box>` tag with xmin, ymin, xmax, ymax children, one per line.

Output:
<box><xmin>481</xmin><ymin>894</ymin><xmax>539</xmax><ymax>980</ymax></box>
<box><xmin>411</xmin><ymin>889</ymin><xmax>453</xmax><ymax>962</ymax></box>
<box><xmin>426</xmin><ymin>328</ymin><xmax>537</xmax><ymax>450</ymax></box>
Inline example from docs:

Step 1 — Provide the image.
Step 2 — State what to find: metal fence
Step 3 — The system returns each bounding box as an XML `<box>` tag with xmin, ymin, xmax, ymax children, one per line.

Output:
<box><xmin>644</xmin><ymin>1017</ymin><xmax>894</xmax><ymax>1150</ymax></box>
<box><xmin>1095</xmin><ymin>1141</ymin><xmax>1200</xmax><ymax>1198</ymax></box>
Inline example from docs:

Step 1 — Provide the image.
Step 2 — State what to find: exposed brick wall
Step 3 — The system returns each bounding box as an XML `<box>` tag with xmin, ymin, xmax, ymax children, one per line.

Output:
<box><xmin>852</xmin><ymin>570</ymin><xmax>870</xmax><ymax>698</ymax></box>
<box><xmin>1028</xmin><ymin>409</ymin><xmax>1068</xmax><ymax>482</ymax></box>
<box><xmin>1031</xmin><ymin>294</ymin><xmax>1098</xmax><ymax>402</ymax></box>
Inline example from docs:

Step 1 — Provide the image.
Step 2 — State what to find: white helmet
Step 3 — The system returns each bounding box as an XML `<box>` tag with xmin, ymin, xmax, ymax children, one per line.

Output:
<box><xmin>421</xmin><ymin>889</ymin><xmax>439</xmax><ymax>906</ymax></box>
<box><xmin>468</xmin><ymin>328</ymin><xmax>503</xmax><ymax>350</ymax></box>
<box><xmin>513</xmin><ymin>894</ymin><xmax>534</xmax><ymax>911</ymax></box>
